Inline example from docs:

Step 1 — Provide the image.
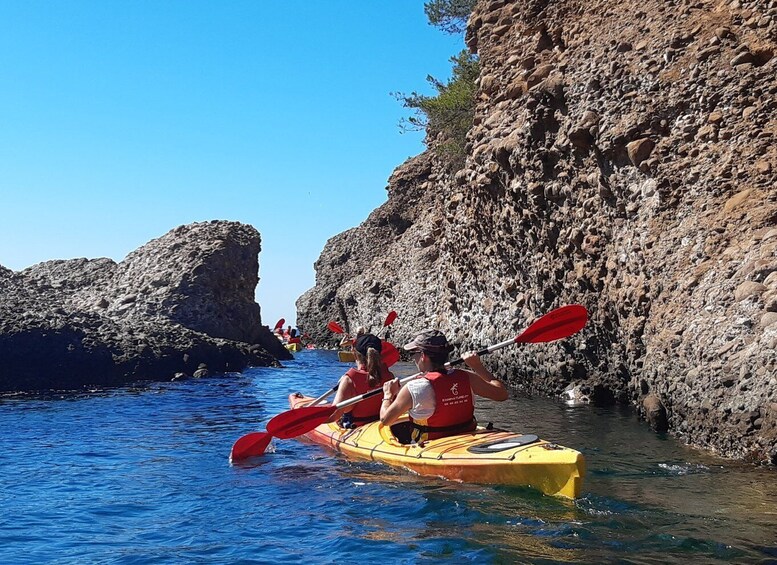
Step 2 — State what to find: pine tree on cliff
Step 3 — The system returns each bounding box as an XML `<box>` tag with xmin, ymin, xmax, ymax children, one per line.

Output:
<box><xmin>424</xmin><ymin>0</ymin><xmax>477</xmax><ymax>34</ymax></box>
<box><xmin>393</xmin><ymin>0</ymin><xmax>479</xmax><ymax>171</ymax></box>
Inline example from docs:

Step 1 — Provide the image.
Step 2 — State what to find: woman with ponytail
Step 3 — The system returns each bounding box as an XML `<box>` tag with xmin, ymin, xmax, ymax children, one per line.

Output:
<box><xmin>329</xmin><ymin>333</ymin><xmax>395</xmax><ymax>428</ymax></box>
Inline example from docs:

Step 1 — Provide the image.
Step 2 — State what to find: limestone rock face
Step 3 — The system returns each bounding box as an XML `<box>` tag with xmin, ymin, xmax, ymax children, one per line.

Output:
<box><xmin>299</xmin><ymin>0</ymin><xmax>777</xmax><ymax>464</ymax></box>
<box><xmin>0</xmin><ymin>220</ymin><xmax>291</xmax><ymax>392</ymax></box>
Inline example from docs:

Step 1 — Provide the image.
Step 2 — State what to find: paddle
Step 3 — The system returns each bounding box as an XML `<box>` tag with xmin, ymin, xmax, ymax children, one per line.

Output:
<box><xmin>307</xmin><ymin>341</ymin><xmax>401</xmax><ymax>407</ymax></box>
<box><xmin>230</xmin><ymin>304</ymin><xmax>587</xmax><ymax>459</ymax></box>
<box><xmin>274</xmin><ymin>318</ymin><xmax>285</xmax><ymax>331</ymax></box>
<box><xmin>377</xmin><ymin>310</ymin><xmax>398</xmax><ymax>337</ymax></box>
<box><xmin>265</xmin><ymin>304</ymin><xmax>588</xmax><ymax>440</ymax></box>
<box><xmin>309</xmin><ymin>326</ymin><xmax>401</xmax><ymax>407</ymax></box>
<box><xmin>230</xmin><ymin>431</ymin><xmax>273</xmax><ymax>461</ymax></box>
<box><xmin>381</xmin><ymin>341</ymin><xmax>400</xmax><ymax>366</ymax></box>
<box><xmin>329</xmin><ymin>310</ymin><xmax>397</xmax><ymax>338</ymax></box>
<box><xmin>328</xmin><ymin>314</ymin><xmax>399</xmax><ymax>368</ymax></box>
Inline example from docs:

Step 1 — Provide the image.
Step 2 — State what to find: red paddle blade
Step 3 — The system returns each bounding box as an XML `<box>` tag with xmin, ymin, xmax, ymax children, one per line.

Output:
<box><xmin>230</xmin><ymin>432</ymin><xmax>273</xmax><ymax>461</ymax></box>
<box><xmin>515</xmin><ymin>305</ymin><xmax>588</xmax><ymax>343</ymax></box>
<box><xmin>266</xmin><ymin>405</ymin><xmax>336</xmax><ymax>439</ymax></box>
<box><xmin>327</xmin><ymin>321</ymin><xmax>345</xmax><ymax>334</ymax></box>
<box><xmin>381</xmin><ymin>341</ymin><xmax>400</xmax><ymax>367</ymax></box>
<box><xmin>383</xmin><ymin>311</ymin><xmax>398</xmax><ymax>327</ymax></box>
<box><xmin>274</xmin><ymin>318</ymin><xmax>285</xmax><ymax>331</ymax></box>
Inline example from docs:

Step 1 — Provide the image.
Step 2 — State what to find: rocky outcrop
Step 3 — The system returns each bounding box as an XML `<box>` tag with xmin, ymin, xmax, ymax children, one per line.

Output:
<box><xmin>0</xmin><ymin>221</ymin><xmax>291</xmax><ymax>393</ymax></box>
<box><xmin>298</xmin><ymin>0</ymin><xmax>776</xmax><ymax>464</ymax></box>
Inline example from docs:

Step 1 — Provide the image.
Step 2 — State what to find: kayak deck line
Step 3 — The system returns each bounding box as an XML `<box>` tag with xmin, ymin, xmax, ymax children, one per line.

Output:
<box><xmin>289</xmin><ymin>393</ymin><xmax>585</xmax><ymax>498</ymax></box>
<box><xmin>321</xmin><ymin>415</ymin><xmax>525</xmax><ymax>459</ymax></box>
<box><xmin>370</xmin><ymin>427</ymin><xmax>563</xmax><ymax>464</ymax></box>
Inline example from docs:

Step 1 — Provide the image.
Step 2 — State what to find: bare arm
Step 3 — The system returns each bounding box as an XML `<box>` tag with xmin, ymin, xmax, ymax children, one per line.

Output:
<box><xmin>379</xmin><ymin>378</ymin><xmax>413</xmax><ymax>426</ymax></box>
<box><xmin>339</xmin><ymin>335</ymin><xmax>354</xmax><ymax>347</ymax></box>
<box><xmin>328</xmin><ymin>375</ymin><xmax>356</xmax><ymax>422</ymax></box>
<box><xmin>463</xmin><ymin>352</ymin><xmax>509</xmax><ymax>401</ymax></box>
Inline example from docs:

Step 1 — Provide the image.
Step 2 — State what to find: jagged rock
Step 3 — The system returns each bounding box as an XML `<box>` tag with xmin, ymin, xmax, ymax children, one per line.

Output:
<box><xmin>298</xmin><ymin>0</ymin><xmax>777</xmax><ymax>465</ymax></box>
<box><xmin>626</xmin><ymin>138</ymin><xmax>655</xmax><ymax>167</ymax></box>
<box><xmin>0</xmin><ymin>221</ymin><xmax>290</xmax><ymax>393</ymax></box>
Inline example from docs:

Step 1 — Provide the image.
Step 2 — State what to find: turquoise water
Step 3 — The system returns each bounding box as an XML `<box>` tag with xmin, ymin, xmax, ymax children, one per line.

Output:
<box><xmin>1</xmin><ymin>350</ymin><xmax>775</xmax><ymax>564</ymax></box>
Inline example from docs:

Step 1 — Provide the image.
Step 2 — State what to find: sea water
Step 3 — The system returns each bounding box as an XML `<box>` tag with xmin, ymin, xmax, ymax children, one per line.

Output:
<box><xmin>1</xmin><ymin>350</ymin><xmax>775</xmax><ymax>564</ymax></box>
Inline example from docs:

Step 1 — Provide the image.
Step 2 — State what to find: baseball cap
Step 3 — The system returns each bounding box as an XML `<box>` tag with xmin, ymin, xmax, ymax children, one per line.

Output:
<box><xmin>403</xmin><ymin>329</ymin><xmax>454</xmax><ymax>353</ymax></box>
<box><xmin>354</xmin><ymin>333</ymin><xmax>383</xmax><ymax>356</ymax></box>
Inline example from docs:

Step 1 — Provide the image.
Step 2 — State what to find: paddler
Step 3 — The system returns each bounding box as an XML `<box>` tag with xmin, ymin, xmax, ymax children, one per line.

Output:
<box><xmin>338</xmin><ymin>325</ymin><xmax>367</xmax><ymax>349</ymax></box>
<box><xmin>329</xmin><ymin>333</ymin><xmax>395</xmax><ymax>428</ymax></box>
<box><xmin>379</xmin><ymin>329</ymin><xmax>508</xmax><ymax>443</ymax></box>
<box><xmin>287</xmin><ymin>328</ymin><xmax>302</xmax><ymax>345</ymax></box>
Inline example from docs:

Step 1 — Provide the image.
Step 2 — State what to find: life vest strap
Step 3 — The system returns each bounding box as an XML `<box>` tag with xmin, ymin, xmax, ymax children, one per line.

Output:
<box><xmin>350</xmin><ymin>414</ymin><xmax>379</xmax><ymax>424</ymax></box>
<box><xmin>411</xmin><ymin>417</ymin><xmax>476</xmax><ymax>438</ymax></box>
<box><xmin>340</xmin><ymin>413</ymin><xmax>379</xmax><ymax>429</ymax></box>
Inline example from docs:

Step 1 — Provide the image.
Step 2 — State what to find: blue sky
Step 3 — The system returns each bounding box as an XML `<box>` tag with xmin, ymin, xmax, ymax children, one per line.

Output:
<box><xmin>0</xmin><ymin>1</ymin><xmax>464</xmax><ymax>327</ymax></box>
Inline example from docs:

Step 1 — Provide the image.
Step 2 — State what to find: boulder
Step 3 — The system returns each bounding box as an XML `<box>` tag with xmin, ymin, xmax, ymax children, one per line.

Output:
<box><xmin>0</xmin><ymin>221</ymin><xmax>290</xmax><ymax>393</ymax></box>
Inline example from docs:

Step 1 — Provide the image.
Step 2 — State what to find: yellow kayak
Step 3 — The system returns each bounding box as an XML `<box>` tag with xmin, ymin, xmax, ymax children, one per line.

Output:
<box><xmin>338</xmin><ymin>350</ymin><xmax>355</xmax><ymax>362</ymax></box>
<box><xmin>285</xmin><ymin>342</ymin><xmax>302</xmax><ymax>352</ymax></box>
<box><xmin>289</xmin><ymin>393</ymin><xmax>585</xmax><ymax>498</ymax></box>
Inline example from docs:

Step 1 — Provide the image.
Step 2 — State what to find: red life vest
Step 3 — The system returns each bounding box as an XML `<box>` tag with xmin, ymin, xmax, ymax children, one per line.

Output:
<box><xmin>287</xmin><ymin>336</ymin><xmax>302</xmax><ymax>344</ymax></box>
<box><xmin>410</xmin><ymin>369</ymin><xmax>476</xmax><ymax>441</ymax></box>
<box><xmin>344</xmin><ymin>366</ymin><xmax>393</xmax><ymax>425</ymax></box>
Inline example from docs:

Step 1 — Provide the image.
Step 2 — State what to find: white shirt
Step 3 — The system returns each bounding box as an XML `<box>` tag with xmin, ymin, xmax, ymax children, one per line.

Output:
<box><xmin>406</xmin><ymin>378</ymin><xmax>436</xmax><ymax>419</ymax></box>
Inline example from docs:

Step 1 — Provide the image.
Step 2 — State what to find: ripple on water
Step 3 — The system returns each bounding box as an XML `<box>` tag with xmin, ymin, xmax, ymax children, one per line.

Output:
<box><xmin>1</xmin><ymin>351</ymin><xmax>776</xmax><ymax>565</ymax></box>
<box><xmin>656</xmin><ymin>462</ymin><xmax>715</xmax><ymax>476</ymax></box>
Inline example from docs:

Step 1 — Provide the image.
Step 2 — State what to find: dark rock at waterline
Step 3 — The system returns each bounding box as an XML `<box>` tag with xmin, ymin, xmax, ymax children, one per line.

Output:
<box><xmin>0</xmin><ymin>220</ymin><xmax>291</xmax><ymax>393</ymax></box>
<box><xmin>642</xmin><ymin>394</ymin><xmax>668</xmax><ymax>433</ymax></box>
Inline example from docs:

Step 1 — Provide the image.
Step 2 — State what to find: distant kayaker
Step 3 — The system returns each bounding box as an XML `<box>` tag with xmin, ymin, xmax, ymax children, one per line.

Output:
<box><xmin>339</xmin><ymin>325</ymin><xmax>367</xmax><ymax>349</ymax></box>
<box><xmin>287</xmin><ymin>328</ymin><xmax>302</xmax><ymax>345</ymax></box>
<box><xmin>380</xmin><ymin>329</ymin><xmax>508</xmax><ymax>443</ymax></box>
<box><xmin>329</xmin><ymin>333</ymin><xmax>395</xmax><ymax>428</ymax></box>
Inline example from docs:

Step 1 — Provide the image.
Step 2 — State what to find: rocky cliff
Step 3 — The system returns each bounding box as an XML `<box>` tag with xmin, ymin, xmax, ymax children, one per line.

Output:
<box><xmin>298</xmin><ymin>0</ymin><xmax>776</xmax><ymax>464</ymax></box>
<box><xmin>0</xmin><ymin>221</ymin><xmax>291</xmax><ymax>393</ymax></box>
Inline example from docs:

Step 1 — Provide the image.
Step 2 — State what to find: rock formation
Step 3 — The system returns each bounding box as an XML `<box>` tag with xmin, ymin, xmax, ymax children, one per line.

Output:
<box><xmin>298</xmin><ymin>0</ymin><xmax>776</xmax><ymax>464</ymax></box>
<box><xmin>0</xmin><ymin>221</ymin><xmax>291</xmax><ymax>392</ymax></box>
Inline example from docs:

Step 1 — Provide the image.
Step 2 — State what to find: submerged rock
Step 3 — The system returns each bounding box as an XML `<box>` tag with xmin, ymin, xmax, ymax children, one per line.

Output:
<box><xmin>0</xmin><ymin>220</ymin><xmax>291</xmax><ymax>393</ymax></box>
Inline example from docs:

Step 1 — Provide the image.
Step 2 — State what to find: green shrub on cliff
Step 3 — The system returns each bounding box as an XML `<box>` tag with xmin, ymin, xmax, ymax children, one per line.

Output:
<box><xmin>394</xmin><ymin>0</ymin><xmax>479</xmax><ymax>171</ymax></box>
<box><xmin>394</xmin><ymin>50</ymin><xmax>479</xmax><ymax>171</ymax></box>
<box><xmin>424</xmin><ymin>0</ymin><xmax>477</xmax><ymax>34</ymax></box>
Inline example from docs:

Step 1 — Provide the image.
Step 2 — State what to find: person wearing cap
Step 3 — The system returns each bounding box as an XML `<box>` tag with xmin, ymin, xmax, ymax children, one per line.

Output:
<box><xmin>329</xmin><ymin>333</ymin><xmax>395</xmax><ymax>428</ymax></box>
<box><xmin>380</xmin><ymin>329</ymin><xmax>508</xmax><ymax>442</ymax></box>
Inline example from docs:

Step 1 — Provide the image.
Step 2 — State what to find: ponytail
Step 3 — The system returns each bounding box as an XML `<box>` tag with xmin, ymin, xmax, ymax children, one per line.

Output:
<box><xmin>365</xmin><ymin>347</ymin><xmax>384</xmax><ymax>387</ymax></box>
